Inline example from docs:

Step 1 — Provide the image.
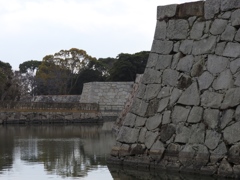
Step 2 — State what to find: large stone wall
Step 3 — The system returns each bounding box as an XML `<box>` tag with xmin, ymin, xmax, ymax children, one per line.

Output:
<box><xmin>109</xmin><ymin>0</ymin><xmax>240</xmax><ymax>178</ymax></box>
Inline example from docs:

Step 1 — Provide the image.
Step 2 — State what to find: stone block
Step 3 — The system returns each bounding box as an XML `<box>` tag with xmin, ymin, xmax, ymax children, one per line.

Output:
<box><xmin>175</xmin><ymin>124</ymin><xmax>191</xmax><ymax>143</ymax></box>
<box><xmin>145</xmin><ymin>98</ymin><xmax>159</xmax><ymax>117</ymax></box>
<box><xmin>236</xmin><ymin>105</ymin><xmax>240</xmax><ymax>121</ymax></box>
<box><xmin>203</xmin><ymin>109</ymin><xmax>219</xmax><ymax>129</ymax></box>
<box><xmin>231</xmin><ymin>9</ymin><xmax>240</xmax><ymax>27</ymax></box>
<box><xmin>223</xmin><ymin>42</ymin><xmax>240</xmax><ymax>58</ymax></box>
<box><xmin>116</xmin><ymin>126</ymin><xmax>140</xmax><ymax>144</ymax></box>
<box><xmin>167</xmin><ymin>19</ymin><xmax>189</xmax><ymax>40</ymax></box>
<box><xmin>192</xmin><ymin>36</ymin><xmax>217</xmax><ymax>55</ymax></box>
<box><xmin>215</xmin><ymin>42</ymin><xmax>226</xmax><ymax>56</ymax></box>
<box><xmin>172</xmin><ymin>106</ymin><xmax>190</xmax><ymax>124</ymax></box>
<box><xmin>138</xmin><ymin>128</ymin><xmax>147</xmax><ymax>143</ymax></box>
<box><xmin>142</xmin><ymin>68</ymin><xmax>162</xmax><ymax>84</ymax></box>
<box><xmin>157</xmin><ymin>97</ymin><xmax>169</xmax><ymax>113</ymax></box>
<box><xmin>189</xmin><ymin>123</ymin><xmax>205</xmax><ymax>144</ymax></box>
<box><xmin>187</xmin><ymin>106</ymin><xmax>203</xmax><ymax>123</ymax></box>
<box><xmin>136</xmin><ymin>83</ymin><xmax>146</xmax><ymax>99</ymax></box>
<box><xmin>230</xmin><ymin>58</ymin><xmax>240</xmax><ymax>74</ymax></box>
<box><xmin>145</xmin><ymin>131</ymin><xmax>159</xmax><ymax>149</ymax></box>
<box><xmin>162</xmin><ymin>69</ymin><xmax>179</xmax><ymax>87</ymax></box>
<box><xmin>146</xmin><ymin>53</ymin><xmax>158</xmax><ymax>68</ymax></box>
<box><xmin>169</xmin><ymin>88</ymin><xmax>182</xmax><ymax>106</ymax></box>
<box><xmin>143</xmin><ymin>84</ymin><xmax>161</xmax><ymax>101</ymax></box>
<box><xmin>235</xmin><ymin>29</ymin><xmax>240</xmax><ymax>42</ymax></box>
<box><xmin>158</xmin><ymin>86</ymin><xmax>172</xmax><ymax>99</ymax></box>
<box><xmin>229</xmin><ymin>143</ymin><xmax>240</xmax><ymax>164</ymax></box>
<box><xmin>210</xmin><ymin>142</ymin><xmax>227</xmax><ymax>163</ymax></box>
<box><xmin>223</xmin><ymin>121</ymin><xmax>240</xmax><ymax>144</ymax></box>
<box><xmin>198</xmin><ymin>71</ymin><xmax>214</xmax><ymax>91</ymax></box>
<box><xmin>221</xmin><ymin>25</ymin><xmax>236</xmax><ymax>41</ymax></box>
<box><xmin>151</xmin><ymin>40</ymin><xmax>173</xmax><ymax>54</ymax></box>
<box><xmin>135</xmin><ymin>116</ymin><xmax>147</xmax><ymax>127</ymax></box>
<box><xmin>130</xmin><ymin>98</ymin><xmax>148</xmax><ymax>117</ymax></box>
<box><xmin>221</xmin><ymin>0</ymin><xmax>240</xmax><ymax>11</ymax></box>
<box><xmin>205</xmin><ymin>130</ymin><xmax>221</xmax><ymax>150</ymax></box>
<box><xmin>146</xmin><ymin>114</ymin><xmax>162</xmax><ymax>131</ymax></box>
<box><xmin>149</xmin><ymin>140</ymin><xmax>165</xmax><ymax>160</ymax></box>
<box><xmin>162</xmin><ymin>110</ymin><xmax>171</xmax><ymax>125</ymax></box>
<box><xmin>177</xmin><ymin>74</ymin><xmax>192</xmax><ymax>90</ymax></box>
<box><xmin>123</xmin><ymin>113</ymin><xmax>137</xmax><ymax>127</ymax></box>
<box><xmin>176</xmin><ymin>55</ymin><xmax>194</xmax><ymax>73</ymax></box>
<box><xmin>154</xmin><ymin>20</ymin><xmax>167</xmax><ymax>40</ymax></box>
<box><xmin>207</xmin><ymin>55</ymin><xmax>229</xmax><ymax>75</ymax></box>
<box><xmin>178</xmin><ymin>82</ymin><xmax>200</xmax><ymax>106</ymax></box>
<box><xmin>204</xmin><ymin>0</ymin><xmax>221</xmax><ymax>19</ymax></box>
<box><xmin>179</xmin><ymin>40</ymin><xmax>193</xmax><ymax>55</ymax></box>
<box><xmin>155</xmin><ymin>55</ymin><xmax>172</xmax><ymax>70</ymax></box>
<box><xmin>210</xmin><ymin>19</ymin><xmax>228</xmax><ymax>35</ymax></box>
<box><xmin>212</xmin><ymin>69</ymin><xmax>233</xmax><ymax>90</ymax></box>
<box><xmin>190</xmin><ymin>21</ymin><xmax>205</xmax><ymax>39</ymax></box>
<box><xmin>176</xmin><ymin>1</ymin><xmax>204</xmax><ymax>18</ymax></box>
<box><xmin>218</xmin><ymin>158</ymin><xmax>233</xmax><ymax>177</ymax></box>
<box><xmin>221</xmin><ymin>87</ymin><xmax>240</xmax><ymax>109</ymax></box>
<box><xmin>157</xmin><ymin>4</ymin><xmax>177</xmax><ymax>20</ymax></box>
<box><xmin>191</xmin><ymin>56</ymin><xmax>205</xmax><ymax>77</ymax></box>
<box><xmin>220</xmin><ymin>109</ymin><xmax>234</xmax><ymax>129</ymax></box>
<box><xmin>130</xmin><ymin>144</ymin><xmax>146</xmax><ymax>155</ymax></box>
<box><xmin>160</xmin><ymin>124</ymin><xmax>176</xmax><ymax>142</ymax></box>
<box><xmin>201</xmin><ymin>91</ymin><xmax>224</xmax><ymax>108</ymax></box>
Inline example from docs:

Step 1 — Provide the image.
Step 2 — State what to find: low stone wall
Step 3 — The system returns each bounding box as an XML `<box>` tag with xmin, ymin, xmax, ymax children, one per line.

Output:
<box><xmin>31</xmin><ymin>95</ymin><xmax>81</xmax><ymax>103</ymax></box>
<box><xmin>109</xmin><ymin>0</ymin><xmax>240</xmax><ymax>178</ymax></box>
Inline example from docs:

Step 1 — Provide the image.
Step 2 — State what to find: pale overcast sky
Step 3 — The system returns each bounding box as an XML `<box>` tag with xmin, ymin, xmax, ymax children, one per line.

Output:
<box><xmin>0</xmin><ymin>0</ymin><xmax>199</xmax><ymax>70</ymax></box>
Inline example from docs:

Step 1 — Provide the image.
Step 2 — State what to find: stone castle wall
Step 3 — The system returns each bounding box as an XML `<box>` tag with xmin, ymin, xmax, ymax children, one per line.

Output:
<box><xmin>109</xmin><ymin>0</ymin><xmax>240</xmax><ymax>178</ymax></box>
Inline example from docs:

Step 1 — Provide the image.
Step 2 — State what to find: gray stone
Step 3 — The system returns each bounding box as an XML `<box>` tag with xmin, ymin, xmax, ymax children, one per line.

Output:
<box><xmin>160</xmin><ymin>124</ymin><xmax>176</xmax><ymax>142</ymax></box>
<box><xmin>223</xmin><ymin>42</ymin><xmax>240</xmax><ymax>58</ymax></box>
<box><xmin>235</xmin><ymin>105</ymin><xmax>240</xmax><ymax>121</ymax></box>
<box><xmin>191</xmin><ymin>56</ymin><xmax>205</xmax><ymax>77</ymax></box>
<box><xmin>156</xmin><ymin>55</ymin><xmax>172</xmax><ymax>70</ymax></box>
<box><xmin>124</xmin><ymin>113</ymin><xmax>137</xmax><ymax>127</ymax></box>
<box><xmin>162</xmin><ymin>110</ymin><xmax>171</xmax><ymax>125</ymax></box>
<box><xmin>167</xmin><ymin>19</ymin><xmax>189</xmax><ymax>40</ymax></box>
<box><xmin>149</xmin><ymin>140</ymin><xmax>165</xmax><ymax>160</ymax></box>
<box><xmin>189</xmin><ymin>123</ymin><xmax>205</xmax><ymax>144</ymax></box>
<box><xmin>177</xmin><ymin>1</ymin><xmax>204</xmax><ymax>18</ymax></box>
<box><xmin>176</xmin><ymin>55</ymin><xmax>194</xmax><ymax>73</ymax></box>
<box><xmin>141</xmin><ymin>68</ymin><xmax>162</xmax><ymax>84</ymax></box>
<box><xmin>157</xmin><ymin>97</ymin><xmax>169</xmax><ymax>113</ymax></box>
<box><xmin>190</xmin><ymin>21</ymin><xmax>205</xmax><ymax>39</ymax></box>
<box><xmin>207</xmin><ymin>55</ymin><xmax>229</xmax><ymax>75</ymax></box>
<box><xmin>218</xmin><ymin>158</ymin><xmax>233</xmax><ymax>177</ymax></box>
<box><xmin>154</xmin><ymin>20</ymin><xmax>167</xmax><ymax>40</ymax></box>
<box><xmin>169</xmin><ymin>88</ymin><xmax>182</xmax><ymax>106</ymax></box>
<box><xmin>119</xmin><ymin>144</ymin><xmax>130</xmax><ymax>157</ymax></box>
<box><xmin>136</xmin><ymin>83</ymin><xmax>146</xmax><ymax>99</ymax></box>
<box><xmin>223</xmin><ymin>121</ymin><xmax>240</xmax><ymax>144</ymax></box>
<box><xmin>151</xmin><ymin>40</ymin><xmax>173</xmax><ymax>54</ymax></box>
<box><xmin>234</xmin><ymin>73</ymin><xmax>240</xmax><ymax>87</ymax></box>
<box><xmin>178</xmin><ymin>82</ymin><xmax>200</xmax><ymax>106</ymax></box>
<box><xmin>130</xmin><ymin>144</ymin><xmax>145</xmax><ymax>155</ymax></box>
<box><xmin>221</xmin><ymin>25</ymin><xmax>236</xmax><ymax>41</ymax></box>
<box><xmin>198</xmin><ymin>71</ymin><xmax>214</xmax><ymax>91</ymax></box>
<box><xmin>220</xmin><ymin>109</ymin><xmax>234</xmax><ymax>130</ymax></box>
<box><xmin>173</xmin><ymin>41</ymin><xmax>180</xmax><ymax>53</ymax></box>
<box><xmin>179</xmin><ymin>40</ymin><xmax>193</xmax><ymax>54</ymax></box>
<box><xmin>188</xmin><ymin>16</ymin><xmax>197</xmax><ymax>27</ymax></box>
<box><xmin>231</xmin><ymin>9</ymin><xmax>240</xmax><ymax>27</ymax></box>
<box><xmin>138</xmin><ymin>128</ymin><xmax>147</xmax><ymax>143</ymax></box>
<box><xmin>230</xmin><ymin>58</ymin><xmax>240</xmax><ymax>74</ymax></box>
<box><xmin>229</xmin><ymin>143</ymin><xmax>240</xmax><ymax>164</ymax></box>
<box><xmin>143</xmin><ymin>84</ymin><xmax>161</xmax><ymax>101</ymax></box>
<box><xmin>175</xmin><ymin>124</ymin><xmax>191</xmax><ymax>144</ymax></box>
<box><xmin>145</xmin><ymin>131</ymin><xmax>159</xmax><ymax>149</ymax></box>
<box><xmin>221</xmin><ymin>88</ymin><xmax>240</xmax><ymax>109</ymax></box>
<box><xmin>131</xmin><ymin>98</ymin><xmax>148</xmax><ymax>117</ymax></box>
<box><xmin>215</xmin><ymin>42</ymin><xmax>226</xmax><ymax>56</ymax></box>
<box><xmin>192</xmin><ymin>36</ymin><xmax>217</xmax><ymax>55</ymax></box>
<box><xmin>235</xmin><ymin>29</ymin><xmax>240</xmax><ymax>42</ymax></box>
<box><xmin>172</xmin><ymin>106</ymin><xmax>190</xmax><ymax>124</ymax></box>
<box><xmin>146</xmin><ymin>98</ymin><xmax>159</xmax><ymax>117</ymax></box>
<box><xmin>162</xmin><ymin>69</ymin><xmax>179</xmax><ymax>86</ymax></box>
<box><xmin>210</xmin><ymin>19</ymin><xmax>228</xmax><ymax>35</ymax></box>
<box><xmin>177</xmin><ymin>74</ymin><xmax>192</xmax><ymax>90</ymax></box>
<box><xmin>146</xmin><ymin>53</ymin><xmax>158</xmax><ymax>68</ymax></box>
<box><xmin>204</xmin><ymin>0</ymin><xmax>220</xmax><ymax>19</ymax></box>
<box><xmin>158</xmin><ymin>86</ymin><xmax>171</xmax><ymax>99</ymax></box>
<box><xmin>205</xmin><ymin>130</ymin><xmax>221</xmax><ymax>150</ymax></box>
<box><xmin>211</xmin><ymin>142</ymin><xmax>227</xmax><ymax>163</ymax></box>
<box><xmin>201</xmin><ymin>91</ymin><xmax>224</xmax><ymax>108</ymax></box>
<box><xmin>212</xmin><ymin>69</ymin><xmax>233</xmax><ymax>90</ymax></box>
<box><xmin>157</xmin><ymin>4</ymin><xmax>177</xmax><ymax>20</ymax></box>
<box><xmin>187</xmin><ymin>106</ymin><xmax>203</xmax><ymax>123</ymax></box>
<box><xmin>219</xmin><ymin>11</ymin><xmax>232</xmax><ymax>19</ymax></box>
<box><xmin>203</xmin><ymin>109</ymin><xmax>219</xmax><ymax>129</ymax></box>
<box><xmin>221</xmin><ymin>0</ymin><xmax>240</xmax><ymax>11</ymax></box>
<box><xmin>233</xmin><ymin>165</ymin><xmax>240</xmax><ymax>178</ymax></box>
<box><xmin>116</xmin><ymin>126</ymin><xmax>140</xmax><ymax>143</ymax></box>
<box><xmin>205</xmin><ymin>21</ymin><xmax>211</xmax><ymax>33</ymax></box>
<box><xmin>146</xmin><ymin>114</ymin><xmax>162</xmax><ymax>131</ymax></box>
<box><xmin>135</xmin><ymin>116</ymin><xmax>147</xmax><ymax>127</ymax></box>
<box><xmin>171</xmin><ymin>52</ymin><xmax>183</xmax><ymax>69</ymax></box>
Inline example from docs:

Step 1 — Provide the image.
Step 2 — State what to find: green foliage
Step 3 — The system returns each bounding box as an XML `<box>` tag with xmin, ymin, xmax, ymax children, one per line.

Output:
<box><xmin>19</xmin><ymin>60</ymin><xmax>42</xmax><ymax>73</ymax></box>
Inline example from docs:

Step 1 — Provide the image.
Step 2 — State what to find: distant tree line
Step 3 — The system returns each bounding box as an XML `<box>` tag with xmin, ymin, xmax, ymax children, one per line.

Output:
<box><xmin>0</xmin><ymin>48</ymin><xmax>149</xmax><ymax>100</ymax></box>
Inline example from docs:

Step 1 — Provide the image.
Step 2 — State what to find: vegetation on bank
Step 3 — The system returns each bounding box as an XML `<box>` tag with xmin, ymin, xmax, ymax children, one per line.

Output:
<box><xmin>0</xmin><ymin>48</ymin><xmax>149</xmax><ymax>100</ymax></box>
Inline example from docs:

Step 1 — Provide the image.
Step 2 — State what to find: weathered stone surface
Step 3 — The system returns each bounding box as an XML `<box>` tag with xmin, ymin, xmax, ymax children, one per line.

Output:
<box><xmin>210</xmin><ymin>19</ymin><xmax>228</xmax><ymax>35</ymax></box>
<box><xmin>162</xmin><ymin>69</ymin><xmax>179</xmax><ymax>86</ymax></box>
<box><xmin>143</xmin><ymin>84</ymin><xmax>161</xmax><ymax>101</ymax></box>
<box><xmin>131</xmin><ymin>98</ymin><xmax>148</xmax><ymax>117</ymax></box>
<box><xmin>138</xmin><ymin>128</ymin><xmax>147</xmax><ymax>143</ymax></box>
<box><xmin>230</xmin><ymin>58</ymin><xmax>240</xmax><ymax>74</ymax></box>
<box><xmin>178</xmin><ymin>82</ymin><xmax>200</xmax><ymax>106</ymax></box>
<box><xmin>146</xmin><ymin>53</ymin><xmax>158</xmax><ymax>68</ymax></box>
<box><xmin>223</xmin><ymin>121</ymin><xmax>240</xmax><ymax>144</ymax></box>
<box><xmin>154</xmin><ymin>20</ymin><xmax>167</xmax><ymax>40</ymax></box>
<box><xmin>211</xmin><ymin>142</ymin><xmax>227</xmax><ymax>163</ymax></box>
<box><xmin>177</xmin><ymin>1</ymin><xmax>204</xmax><ymax>18</ymax></box>
<box><xmin>221</xmin><ymin>109</ymin><xmax>234</xmax><ymax>130</ymax></box>
<box><xmin>119</xmin><ymin>144</ymin><xmax>131</xmax><ymax>157</ymax></box>
<box><xmin>146</xmin><ymin>114</ymin><xmax>162</xmax><ymax>131</ymax></box>
<box><xmin>203</xmin><ymin>109</ymin><xmax>219</xmax><ymax>129</ymax></box>
<box><xmin>151</xmin><ymin>40</ymin><xmax>173</xmax><ymax>54</ymax></box>
<box><xmin>198</xmin><ymin>71</ymin><xmax>214</xmax><ymax>91</ymax></box>
<box><xmin>233</xmin><ymin>165</ymin><xmax>240</xmax><ymax>178</ymax></box>
<box><xmin>136</xmin><ymin>83</ymin><xmax>146</xmax><ymax>99</ymax></box>
<box><xmin>135</xmin><ymin>116</ymin><xmax>147</xmax><ymax>127</ymax></box>
<box><xmin>172</xmin><ymin>106</ymin><xmax>190</xmax><ymax>124</ymax></box>
<box><xmin>223</xmin><ymin>42</ymin><xmax>240</xmax><ymax>58</ymax></box>
<box><xmin>231</xmin><ymin>9</ymin><xmax>240</xmax><ymax>27</ymax></box>
<box><xmin>124</xmin><ymin>113</ymin><xmax>137</xmax><ymax>127</ymax></box>
<box><xmin>187</xmin><ymin>106</ymin><xmax>203</xmax><ymax>123</ymax></box>
<box><xmin>175</xmin><ymin>124</ymin><xmax>191</xmax><ymax>143</ymax></box>
<box><xmin>191</xmin><ymin>56</ymin><xmax>205</xmax><ymax>77</ymax></box>
<box><xmin>179</xmin><ymin>40</ymin><xmax>193</xmax><ymax>54</ymax></box>
<box><xmin>190</xmin><ymin>21</ymin><xmax>205</xmax><ymax>39</ymax></box>
<box><xmin>141</xmin><ymin>68</ymin><xmax>162</xmax><ymax>84</ymax></box>
<box><xmin>130</xmin><ymin>144</ymin><xmax>146</xmax><ymax>155</ymax></box>
<box><xmin>234</xmin><ymin>73</ymin><xmax>240</xmax><ymax>87</ymax></box>
<box><xmin>205</xmin><ymin>0</ymin><xmax>220</xmax><ymax>19</ymax></box>
<box><xmin>235</xmin><ymin>29</ymin><xmax>240</xmax><ymax>42</ymax></box>
<box><xmin>235</xmin><ymin>105</ymin><xmax>240</xmax><ymax>121</ymax></box>
<box><xmin>157</xmin><ymin>97</ymin><xmax>169</xmax><ymax>113</ymax></box>
<box><xmin>188</xmin><ymin>16</ymin><xmax>197</xmax><ymax>27</ymax></box>
<box><xmin>157</xmin><ymin>4</ymin><xmax>177</xmax><ymax>20</ymax></box>
<box><xmin>205</xmin><ymin>130</ymin><xmax>221</xmax><ymax>150</ymax></box>
<box><xmin>221</xmin><ymin>88</ymin><xmax>240</xmax><ymax>109</ymax></box>
<box><xmin>146</xmin><ymin>98</ymin><xmax>159</xmax><ymax>117</ymax></box>
<box><xmin>167</xmin><ymin>19</ymin><xmax>189</xmax><ymax>40</ymax></box>
<box><xmin>171</xmin><ymin>52</ymin><xmax>182</xmax><ymax>69</ymax></box>
<box><xmin>218</xmin><ymin>158</ymin><xmax>233</xmax><ymax>177</ymax></box>
<box><xmin>207</xmin><ymin>55</ymin><xmax>229</xmax><ymax>75</ymax></box>
<box><xmin>158</xmin><ymin>86</ymin><xmax>171</xmax><ymax>99</ymax></box>
<box><xmin>229</xmin><ymin>143</ymin><xmax>240</xmax><ymax>164</ymax></box>
<box><xmin>219</xmin><ymin>11</ymin><xmax>232</xmax><ymax>19</ymax></box>
<box><xmin>212</xmin><ymin>69</ymin><xmax>233</xmax><ymax>90</ymax></box>
<box><xmin>160</xmin><ymin>124</ymin><xmax>176</xmax><ymax>142</ymax></box>
<box><xmin>162</xmin><ymin>110</ymin><xmax>171</xmax><ymax>125</ymax></box>
<box><xmin>221</xmin><ymin>0</ymin><xmax>240</xmax><ymax>11</ymax></box>
<box><xmin>149</xmin><ymin>140</ymin><xmax>165</xmax><ymax>160</ymax></box>
<box><xmin>169</xmin><ymin>88</ymin><xmax>182</xmax><ymax>106</ymax></box>
<box><xmin>177</xmin><ymin>74</ymin><xmax>192</xmax><ymax>90</ymax></box>
<box><xmin>156</xmin><ymin>55</ymin><xmax>172</xmax><ymax>70</ymax></box>
<box><xmin>221</xmin><ymin>25</ymin><xmax>236</xmax><ymax>41</ymax></box>
<box><xmin>145</xmin><ymin>131</ymin><xmax>159</xmax><ymax>149</ymax></box>
<box><xmin>189</xmin><ymin>123</ymin><xmax>205</xmax><ymax>144</ymax></box>
<box><xmin>176</xmin><ymin>55</ymin><xmax>194</xmax><ymax>73</ymax></box>
<box><xmin>117</xmin><ymin>126</ymin><xmax>140</xmax><ymax>143</ymax></box>
<box><xmin>192</xmin><ymin>36</ymin><xmax>217</xmax><ymax>55</ymax></box>
<box><xmin>215</xmin><ymin>42</ymin><xmax>226</xmax><ymax>56</ymax></box>
<box><xmin>201</xmin><ymin>91</ymin><xmax>224</xmax><ymax>108</ymax></box>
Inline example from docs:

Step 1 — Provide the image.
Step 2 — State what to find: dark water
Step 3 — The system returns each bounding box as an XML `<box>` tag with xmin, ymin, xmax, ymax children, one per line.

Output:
<box><xmin>0</xmin><ymin>123</ymin><xmax>226</xmax><ymax>180</ymax></box>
